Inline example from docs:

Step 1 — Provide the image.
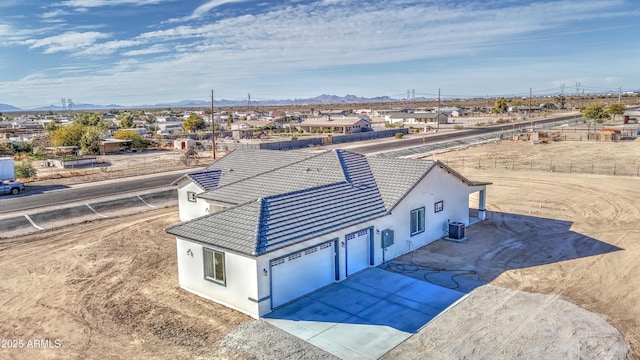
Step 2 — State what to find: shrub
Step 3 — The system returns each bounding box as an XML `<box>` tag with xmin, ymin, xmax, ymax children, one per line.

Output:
<box><xmin>453</xmin><ymin>125</ymin><xmax>464</xmax><ymax>130</ymax></box>
<box><xmin>15</xmin><ymin>159</ymin><xmax>37</xmax><ymax>179</ymax></box>
<box><xmin>395</xmin><ymin>132</ymin><xmax>404</xmax><ymax>139</ymax></box>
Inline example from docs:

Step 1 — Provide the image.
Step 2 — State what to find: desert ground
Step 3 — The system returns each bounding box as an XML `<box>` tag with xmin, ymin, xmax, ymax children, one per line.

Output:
<box><xmin>1</xmin><ymin>138</ymin><xmax>639</xmax><ymax>359</ymax></box>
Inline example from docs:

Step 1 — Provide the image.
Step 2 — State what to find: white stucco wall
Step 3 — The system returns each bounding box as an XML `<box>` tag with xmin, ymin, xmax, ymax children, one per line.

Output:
<box><xmin>176</xmin><ymin>237</ymin><xmax>260</xmax><ymax>318</ymax></box>
<box><xmin>371</xmin><ymin>165</ymin><xmax>474</xmax><ymax>261</ymax></box>
<box><xmin>176</xmin><ymin>182</ymin><xmax>210</xmax><ymax>221</ymax></box>
<box><xmin>175</xmin><ymin>164</ymin><xmax>486</xmax><ymax>317</ymax></box>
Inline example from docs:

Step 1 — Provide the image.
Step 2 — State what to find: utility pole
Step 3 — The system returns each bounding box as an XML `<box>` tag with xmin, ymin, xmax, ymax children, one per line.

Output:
<box><xmin>618</xmin><ymin>86</ymin><xmax>621</xmax><ymax>104</ymax></box>
<box><xmin>248</xmin><ymin>93</ymin><xmax>251</xmax><ymax>108</ymax></box>
<box><xmin>211</xmin><ymin>89</ymin><xmax>216</xmax><ymax>160</ymax></box>
<box><xmin>529</xmin><ymin>88</ymin><xmax>533</xmax><ymax>130</ymax></box>
<box><xmin>437</xmin><ymin>88</ymin><xmax>441</xmax><ymax>133</ymax></box>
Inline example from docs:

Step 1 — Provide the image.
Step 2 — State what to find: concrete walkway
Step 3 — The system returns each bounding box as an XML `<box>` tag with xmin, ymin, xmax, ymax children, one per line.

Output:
<box><xmin>264</xmin><ymin>267</ymin><xmax>466</xmax><ymax>360</ymax></box>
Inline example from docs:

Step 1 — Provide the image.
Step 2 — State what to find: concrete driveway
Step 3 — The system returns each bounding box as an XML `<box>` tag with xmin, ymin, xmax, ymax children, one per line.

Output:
<box><xmin>264</xmin><ymin>267</ymin><xmax>466</xmax><ymax>360</ymax></box>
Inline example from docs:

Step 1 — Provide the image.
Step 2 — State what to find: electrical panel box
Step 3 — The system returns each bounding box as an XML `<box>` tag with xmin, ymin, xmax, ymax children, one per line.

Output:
<box><xmin>381</xmin><ymin>229</ymin><xmax>394</xmax><ymax>248</ymax></box>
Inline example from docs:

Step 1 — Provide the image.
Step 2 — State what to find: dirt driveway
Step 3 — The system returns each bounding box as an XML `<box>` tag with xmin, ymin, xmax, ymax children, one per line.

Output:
<box><xmin>0</xmin><ymin>209</ymin><xmax>333</xmax><ymax>359</ymax></box>
<box><xmin>1</xmin><ymin>139</ymin><xmax>639</xmax><ymax>359</ymax></box>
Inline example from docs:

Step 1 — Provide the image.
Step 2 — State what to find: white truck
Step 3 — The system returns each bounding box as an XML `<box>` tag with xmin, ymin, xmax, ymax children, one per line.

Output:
<box><xmin>0</xmin><ymin>157</ymin><xmax>24</xmax><ymax>195</ymax></box>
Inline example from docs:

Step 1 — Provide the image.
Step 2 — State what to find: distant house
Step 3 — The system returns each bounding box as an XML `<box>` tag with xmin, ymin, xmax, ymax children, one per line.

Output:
<box><xmin>231</xmin><ymin>120</ymin><xmax>277</xmax><ymax>139</ymax></box>
<box><xmin>385</xmin><ymin>112</ymin><xmax>448</xmax><ymax>126</ymax></box>
<box><xmin>623</xmin><ymin>110</ymin><xmax>640</xmax><ymax>124</ymax></box>
<box><xmin>296</xmin><ymin>116</ymin><xmax>371</xmax><ymax>134</ymax></box>
<box><xmin>166</xmin><ymin>149</ymin><xmax>490</xmax><ymax>318</ymax></box>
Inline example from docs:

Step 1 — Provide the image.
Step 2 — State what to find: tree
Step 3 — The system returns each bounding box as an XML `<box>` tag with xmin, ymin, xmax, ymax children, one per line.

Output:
<box><xmin>45</xmin><ymin>121</ymin><xmax>58</xmax><ymax>132</ymax></box>
<box><xmin>118</xmin><ymin>113</ymin><xmax>135</xmax><ymax>129</ymax></box>
<box><xmin>30</xmin><ymin>134</ymin><xmax>51</xmax><ymax>153</ymax></box>
<box><xmin>183</xmin><ymin>114</ymin><xmax>206</xmax><ymax>132</ymax></box>
<box><xmin>493</xmin><ymin>97</ymin><xmax>508</xmax><ymax>113</ymax></box>
<box><xmin>74</xmin><ymin>112</ymin><xmax>105</xmax><ymax>127</ymax></box>
<box><xmin>113</xmin><ymin>130</ymin><xmax>151</xmax><ymax>152</ymax></box>
<box><xmin>50</xmin><ymin>122</ymin><xmax>106</xmax><ymax>154</ymax></box>
<box><xmin>556</xmin><ymin>95</ymin><xmax>566</xmax><ymax>109</ymax></box>
<box><xmin>79</xmin><ymin>126</ymin><xmax>104</xmax><ymax>154</ymax></box>
<box><xmin>582</xmin><ymin>103</ymin><xmax>610</xmax><ymax>124</ymax></box>
<box><xmin>608</xmin><ymin>103</ymin><xmax>625</xmax><ymax>122</ymax></box>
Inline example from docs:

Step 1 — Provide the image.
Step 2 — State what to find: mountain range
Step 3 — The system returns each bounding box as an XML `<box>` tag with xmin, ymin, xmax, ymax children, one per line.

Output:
<box><xmin>0</xmin><ymin>94</ymin><xmax>401</xmax><ymax>112</ymax></box>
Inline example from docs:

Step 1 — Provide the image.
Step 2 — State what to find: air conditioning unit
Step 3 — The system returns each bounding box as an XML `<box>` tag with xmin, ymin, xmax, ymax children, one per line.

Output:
<box><xmin>448</xmin><ymin>222</ymin><xmax>465</xmax><ymax>240</ymax></box>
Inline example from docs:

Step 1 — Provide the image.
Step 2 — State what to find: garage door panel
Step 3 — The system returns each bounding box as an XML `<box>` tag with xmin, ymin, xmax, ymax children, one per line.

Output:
<box><xmin>346</xmin><ymin>229</ymin><xmax>370</xmax><ymax>276</ymax></box>
<box><xmin>271</xmin><ymin>241</ymin><xmax>334</xmax><ymax>308</ymax></box>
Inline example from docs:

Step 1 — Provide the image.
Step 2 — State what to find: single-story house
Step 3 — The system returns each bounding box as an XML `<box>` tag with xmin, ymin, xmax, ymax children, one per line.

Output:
<box><xmin>166</xmin><ymin>149</ymin><xmax>490</xmax><ymax>318</ymax></box>
<box><xmin>296</xmin><ymin>116</ymin><xmax>371</xmax><ymax>134</ymax></box>
<box><xmin>385</xmin><ymin>112</ymin><xmax>449</xmax><ymax>126</ymax></box>
<box><xmin>99</xmin><ymin>139</ymin><xmax>131</xmax><ymax>155</ymax></box>
<box><xmin>230</xmin><ymin>120</ymin><xmax>277</xmax><ymax>139</ymax></box>
<box><xmin>623</xmin><ymin>110</ymin><xmax>640</xmax><ymax>124</ymax></box>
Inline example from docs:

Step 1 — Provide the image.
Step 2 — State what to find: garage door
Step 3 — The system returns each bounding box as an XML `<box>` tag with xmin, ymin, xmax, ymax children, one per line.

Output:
<box><xmin>346</xmin><ymin>229</ymin><xmax>370</xmax><ymax>276</ymax></box>
<box><xmin>270</xmin><ymin>241</ymin><xmax>335</xmax><ymax>309</ymax></box>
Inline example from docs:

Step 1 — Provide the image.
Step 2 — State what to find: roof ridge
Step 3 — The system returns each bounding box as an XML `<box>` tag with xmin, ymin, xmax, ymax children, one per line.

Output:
<box><xmin>201</xmin><ymin>150</ymin><xmax>334</xmax><ymax>196</ymax></box>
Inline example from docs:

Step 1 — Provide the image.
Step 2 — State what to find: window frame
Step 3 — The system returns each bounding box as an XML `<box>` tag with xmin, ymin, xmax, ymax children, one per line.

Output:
<box><xmin>410</xmin><ymin>207</ymin><xmax>425</xmax><ymax>236</ymax></box>
<box><xmin>187</xmin><ymin>191</ymin><xmax>197</xmax><ymax>202</ymax></box>
<box><xmin>203</xmin><ymin>248</ymin><xmax>226</xmax><ymax>286</ymax></box>
<box><xmin>434</xmin><ymin>200</ymin><xmax>444</xmax><ymax>213</ymax></box>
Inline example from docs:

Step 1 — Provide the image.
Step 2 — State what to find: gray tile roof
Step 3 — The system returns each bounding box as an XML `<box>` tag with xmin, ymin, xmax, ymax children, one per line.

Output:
<box><xmin>368</xmin><ymin>157</ymin><xmax>436</xmax><ymax>211</ymax></box>
<box><xmin>166</xmin><ymin>200</ymin><xmax>261</xmax><ymax>254</ymax></box>
<box><xmin>199</xmin><ymin>151</ymin><xmax>345</xmax><ymax>205</ymax></box>
<box><xmin>205</xmin><ymin>148</ymin><xmax>315</xmax><ymax>187</ymax></box>
<box><xmin>166</xmin><ymin>149</ymin><xmax>481</xmax><ymax>256</ymax></box>
<box><xmin>186</xmin><ymin>170</ymin><xmax>221</xmax><ymax>191</ymax></box>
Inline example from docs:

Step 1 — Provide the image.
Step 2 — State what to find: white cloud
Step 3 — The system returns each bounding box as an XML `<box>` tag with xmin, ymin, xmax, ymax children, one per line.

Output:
<box><xmin>0</xmin><ymin>24</ymin><xmax>12</xmax><ymax>36</ymax></box>
<box><xmin>74</xmin><ymin>39</ymin><xmax>141</xmax><ymax>56</ymax></box>
<box><xmin>40</xmin><ymin>9</ymin><xmax>69</xmax><ymax>19</ymax></box>
<box><xmin>23</xmin><ymin>31</ymin><xmax>110</xmax><ymax>54</ymax></box>
<box><xmin>122</xmin><ymin>44</ymin><xmax>170</xmax><ymax>56</ymax></box>
<box><xmin>1</xmin><ymin>0</ymin><xmax>637</xmax><ymax>106</ymax></box>
<box><xmin>168</xmin><ymin>0</ymin><xmax>250</xmax><ymax>23</ymax></box>
<box><xmin>58</xmin><ymin>0</ymin><xmax>173</xmax><ymax>8</ymax></box>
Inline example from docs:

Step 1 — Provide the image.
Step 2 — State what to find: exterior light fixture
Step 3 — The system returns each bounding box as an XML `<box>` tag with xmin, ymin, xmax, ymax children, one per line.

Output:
<box><xmin>263</xmin><ymin>268</ymin><xmax>268</xmax><ymax>276</ymax></box>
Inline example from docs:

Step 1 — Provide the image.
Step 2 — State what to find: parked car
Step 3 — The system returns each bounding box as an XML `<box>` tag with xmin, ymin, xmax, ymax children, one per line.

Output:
<box><xmin>1</xmin><ymin>179</ymin><xmax>24</xmax><ymax>195</ymax></box>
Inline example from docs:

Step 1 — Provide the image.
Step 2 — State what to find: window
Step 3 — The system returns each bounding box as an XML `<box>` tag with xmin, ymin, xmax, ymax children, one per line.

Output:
<box><xmin>203</xmin><ymin>248</ymin><xmax>225</xmax><ymax>285</ymax></box>
<box><xmin>434</xmin><ymin>201</ymin><xmax>444</xmax><ymax>213</ymax></box>
<box><xmin>410</xmin><ymin>207</ymin><xmax>425</xmax><ymax>236</ymax></box>
<box><xmin>187</xmin><ymin>191</ymin><xmax>197</xmax><ymax>202</ymax></box>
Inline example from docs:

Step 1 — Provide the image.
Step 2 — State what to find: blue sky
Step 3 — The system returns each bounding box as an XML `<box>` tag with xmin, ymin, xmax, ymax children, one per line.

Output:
<box><xmin>1</xmin><ymin>0</ymin><xmax>639</xmax><ymax>108</ymax></box>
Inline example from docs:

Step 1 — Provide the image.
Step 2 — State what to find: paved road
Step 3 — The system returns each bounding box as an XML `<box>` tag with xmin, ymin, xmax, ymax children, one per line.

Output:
<box><xmin>0</xmin><ymin>115</ymin><xmax>581</xmax><ymax>215</ymax></box>
<box><xmin>0</xmin><ymin>172</ymin><xmax>182</xmax><ymax>214</ymax></box>
<box><xmin>355</xmin><ymin>114</ymin><xmax>581</xmax><ymax>155</ymax></box>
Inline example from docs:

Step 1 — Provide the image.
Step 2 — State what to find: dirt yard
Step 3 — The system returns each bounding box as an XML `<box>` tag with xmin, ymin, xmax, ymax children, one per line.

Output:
<box><xmin>1</xmin><ymin>139</ymin><xmax>639</xmax><ymax>359</ymax></box>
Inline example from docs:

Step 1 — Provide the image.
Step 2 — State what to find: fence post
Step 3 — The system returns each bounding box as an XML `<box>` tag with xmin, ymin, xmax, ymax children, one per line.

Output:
<box><xmin>494</xmin><ymin>159</ymin><xmax>497</xmax><ymax>168</ymax></box>
<box><xmin>592</xmin><ymin>163</ymin><xmax>594</xmax><ymax>173</ymax></box>
<box><xmin>512</xmin><ymin>159</ymin><xmax>515</xmax><ymax>170</ymax></box>
<box><xmin>478</xmin><ymin>158</ymin><xmax>481</xmax><ymax>169</ymax></box>
<box><xmin>613</xmin><ymin>163</ymin><xmax>616</xmax><ymax>176</ymax></box>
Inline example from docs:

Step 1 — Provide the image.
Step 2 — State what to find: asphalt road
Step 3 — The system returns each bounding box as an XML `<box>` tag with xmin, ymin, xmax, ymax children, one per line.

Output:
<box><xmin>0</xmin><ymin>115</ymin><xmax>581</xmax><ymax>215</ymax></box>
<box><xmin>0</xmin><ymin>172</ymin><xmax>180</xmax><ymax>214</ymax></box>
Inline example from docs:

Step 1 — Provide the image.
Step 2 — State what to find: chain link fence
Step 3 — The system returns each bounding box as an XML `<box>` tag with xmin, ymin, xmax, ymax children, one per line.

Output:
<box><xmin>438</xmin><ymin>156</ymin><xmax>640</xmax><ymax>177</ymax></box>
